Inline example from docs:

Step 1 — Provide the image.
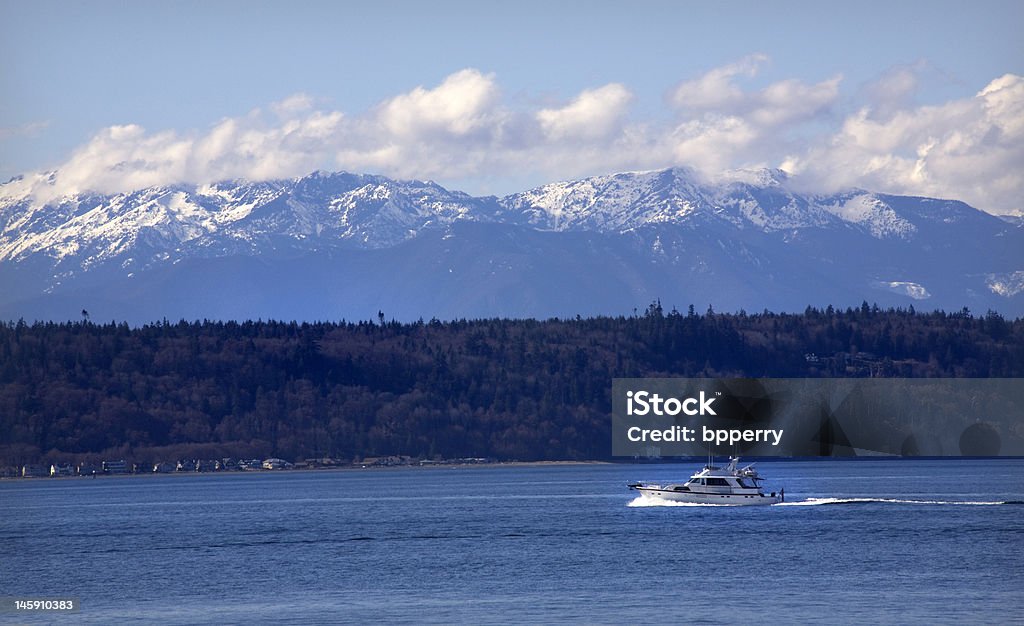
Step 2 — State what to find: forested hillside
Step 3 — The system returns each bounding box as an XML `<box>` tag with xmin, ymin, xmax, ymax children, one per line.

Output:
<box><xmin>2</xmin><ymin>303</ymin><xmax>1022</xmax><ymax>467</ymax></box>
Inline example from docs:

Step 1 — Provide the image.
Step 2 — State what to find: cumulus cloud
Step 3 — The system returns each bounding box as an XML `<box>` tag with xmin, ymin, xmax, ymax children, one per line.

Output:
<box><xmin>860</xmin><ymin>63</ymin><xmax>925</xmax><ymax>121</ymax></box>
<box><xmin>537</xmin><ymin>83</ymin><xmax>633</xmax><ymax>141</ymax></box>
<box><xmin>4</xmin><ymin>60</ymin><xmax>1022</xmax><ymax>214</ymax></box>
<box><xmin>330</xmin><ymin>69</ymin><xmax>515</xmax><ymax>181</ymax></box>
<box><xmin>669</xmin><ymin>115</ymin><xmax>759</xmax><ymax>174</ymax></box>
<box><xmin>665</xmin><ymin>54</ymin><xmax>842</xmax><ymax>177</ymax></box>
<box><xmin>786</xmin><ymin>73</ymin><xmax>1024</xmax><ymax>212</ymax></box>
<box><xmin>376</xmin><ymin>69</ymin><xmax>503</xmax><ymax>139</ymax></box>
<box><xmin>670</xmin><ymin>53</ymin><xmax>768</xmax><ymax>111</ymax></box>
<box><xmin>28</xmin><ymin>106</ymin><xmax>348</xmax><ymax>200</ymax></box>
<box><xmin>669</xmin><ymin>53</ymin><xmax>840</xmax><ymax>128</ymax></box>
<box><xmin>270</xmin><ymin>93</ymin><xmax>315</xmax><ymax>118</ymax></box>
<box><xmin>53</xmin><ymin>124</ymin><xmax>193</xmax><ymax>196</ymax></box>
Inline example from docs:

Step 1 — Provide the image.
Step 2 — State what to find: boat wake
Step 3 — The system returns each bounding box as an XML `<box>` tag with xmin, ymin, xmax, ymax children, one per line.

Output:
<box><xmin>627</xmin><ymin>496</ymin><xmax>732</xmax><ymax>507</ymax></box>
<box><xmin>774</xmin><ymin>497</ymin><xmax>1018</xmax><ymax>507</ymax></box>
<box><xmin>628</xmin><ymin>496</ymin><xmax>1023</xmax><ymax>508</ymax></box>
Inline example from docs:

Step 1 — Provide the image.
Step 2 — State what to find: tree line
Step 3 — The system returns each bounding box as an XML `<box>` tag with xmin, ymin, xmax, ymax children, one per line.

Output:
<box><xmin>1</xmin><ymin>302</ymin><xmax>1021</xmax><ymax>468</ymax></box>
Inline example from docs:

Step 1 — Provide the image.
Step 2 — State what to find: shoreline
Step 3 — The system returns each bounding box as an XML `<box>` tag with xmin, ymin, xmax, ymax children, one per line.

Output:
<box><xmin>0</xmin><ymin>459</ymin><xmax>613</xmax><ymax>482</ymax></box>
<box><xmin>3</xmin><ymin>456</ymin><xmax>1022</xmax><ymax>482</ymax></box>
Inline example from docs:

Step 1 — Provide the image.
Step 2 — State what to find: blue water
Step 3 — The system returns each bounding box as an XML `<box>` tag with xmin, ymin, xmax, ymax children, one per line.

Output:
<box><xmin>2</xmin><ymin>460</ymin><xmax>1023</xmax><ymax>624</ymax></box>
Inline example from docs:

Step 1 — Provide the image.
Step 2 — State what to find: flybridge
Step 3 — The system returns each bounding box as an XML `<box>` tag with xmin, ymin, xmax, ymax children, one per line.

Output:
<box><xmin>625</xmin><ymin>390</ymin><xmax>717</xmax><ymax>416</ymax></box>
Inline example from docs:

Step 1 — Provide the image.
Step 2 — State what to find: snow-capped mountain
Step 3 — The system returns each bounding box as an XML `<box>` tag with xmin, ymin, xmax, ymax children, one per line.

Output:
<box><xmin>1</xmin><ymin>168</ymin><xmax>1021</xmax><ymax>322</ymax></box>
<box><xmin>0</xmin><ymin>171</ymin><xmax>498</xmax><ymax>273</ymax></box>
<box><xmin>498</xmin><ymin>167</ymin><xmax>921</xmax><ymax>237</ymax></box>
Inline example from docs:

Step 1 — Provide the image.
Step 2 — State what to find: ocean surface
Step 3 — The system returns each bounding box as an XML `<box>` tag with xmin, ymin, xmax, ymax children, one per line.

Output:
<box><xmin>2</xmin><ymin>459</ymin><xmax>1022</xmax><ymax>624</ymax></box>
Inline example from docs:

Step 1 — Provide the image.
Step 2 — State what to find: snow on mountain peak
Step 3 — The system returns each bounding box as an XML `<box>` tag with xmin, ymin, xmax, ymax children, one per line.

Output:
<box><xmin>714</xmin><ymin>167</ymin><xmax>790</xmax><ymax>187</ymax></box>
<box><xmin>0</xmin><ymin>166</ymin><xmax>1006</xmax><ymax>280</ymax></box>
<box><xmin>0</xmin><ymin>171</ymin><xmax>507</xmax><ymax>271</ymax></box>
<box><xmin>499</xmin><ymin>167</ymin><xmax>711</xmax><ymax>231</ymax></box>
<box><xmin>2</xmin><ymin>167</ymin><xmax>1022</xmax><ymax>321</ymax></box>
<box><xmin>501</xmin><ymin>167</ymin><xmax>842</xmax><ymax>233</ymax></box>
<box><xmin>820</xmin><ymin>193</ymin><xmax>917</xmax><ymax>239</ymax></box>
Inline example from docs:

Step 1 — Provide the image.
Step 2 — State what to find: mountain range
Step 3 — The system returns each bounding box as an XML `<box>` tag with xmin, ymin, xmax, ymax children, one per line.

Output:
<box><xmin>2</xmin><ymin>167</ymin><xmax>1022</xmax><ymax>323</ymax></box>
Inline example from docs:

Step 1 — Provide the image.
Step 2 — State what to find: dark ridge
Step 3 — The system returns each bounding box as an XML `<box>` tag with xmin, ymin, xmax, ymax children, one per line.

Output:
<box><xmin>1</xmin><ymin>304</ymin><xmax>1022</xmax><ymax>468</ymax></box>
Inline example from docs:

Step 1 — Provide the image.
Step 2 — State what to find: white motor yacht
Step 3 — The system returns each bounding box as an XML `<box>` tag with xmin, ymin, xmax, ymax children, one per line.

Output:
<box><xmin>628</xmin><ymin>457</ymin><xmax>783</xmax><ymax>505</ymax></box>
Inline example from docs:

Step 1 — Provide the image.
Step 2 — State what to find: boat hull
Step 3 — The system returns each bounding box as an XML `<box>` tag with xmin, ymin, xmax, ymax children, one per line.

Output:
<box><xmin>633</xmin><ymin>487</ymin><xmax>782</xmax><ymax>506</ymax></box>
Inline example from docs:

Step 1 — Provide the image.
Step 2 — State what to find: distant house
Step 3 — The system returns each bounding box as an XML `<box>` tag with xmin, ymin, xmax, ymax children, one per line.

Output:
<box><xmin>360</xmin><ymin>455</ymin><xmax>410</xmax><ymax>467</ymax></box>
<box><xmin>102</xmin><ymin>460</ymin><xmax>128</xmax><ymax>474</ymax></box>
<box><xmin>307</xmin><ymin>457</ymin><xmax>347</xmax><ymax>468</ymax></box>
<box><xmin>152</xmin><ymin>462</ymin><xmax>176</xmax><ymax>473</ymax></box>
<box><xmin>262</xmin><ymin>458</ymin><xmax>291</xmax><ymax>470</ymax></box>
<box><xmin>78</xmin><ymin>462</ymin><xmax>101</xmax><ymax>476</ymax></box>
<box><xmin>50</xmin><ymin>463</ymin><xmax>74</xmax><ymax>477</ymax></box>
<box><xmin>196</xmin><ymin>459</ymin><xmax>218</xmax><ymax>472</ymax></box>
<box><xmin>21</xmin><ymin>464</ymin><xmax>46</xmax><ymax>478</ymax></box>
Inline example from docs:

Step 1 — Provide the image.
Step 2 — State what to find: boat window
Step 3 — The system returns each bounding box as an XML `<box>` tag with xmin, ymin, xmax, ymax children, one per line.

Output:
<box><xmin>705</xmin><ymin>478</ymin><xmax>729</xmax><ymax>486</ymax></box>
<box><xmin>737</xmin><ymin>479</ymin><xmax>754</xmax><ymax>488</ymax></box>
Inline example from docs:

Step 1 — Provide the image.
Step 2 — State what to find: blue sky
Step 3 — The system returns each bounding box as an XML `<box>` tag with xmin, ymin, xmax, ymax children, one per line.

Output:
<box><xmin>1</xmin><ymin>0</ymin><xmax>1022</xmax><ymax>212</ymax></box>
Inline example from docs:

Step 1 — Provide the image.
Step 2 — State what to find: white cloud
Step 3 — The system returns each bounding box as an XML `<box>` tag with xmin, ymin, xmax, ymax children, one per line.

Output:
<box><xmin>668</xmin><ymin>53</ymin><xmax>840</xmax><ymax>128</ymax></box>
<box><xmin>750</xmin><ymin>76</ymin><xmax>841</xmax><ymax>127</ymax></box>
<box><xmin>787</xmin><ymin>73</ymin><xmax>1024</xmax><ymax>212</ymax></box>
<box><xmin>669</xmin><ymin>54</ymin><xmax>768</xmax><ymax>111</ymax></box>
<box><xmin>536</xmin><ymin>83</ymin><xmax>633</xmax><ymax>141</ymax></box>
<box><xmin>53</xmin><ymin>124</ymin><xmax>193</xmax><ymax>197</ymax></box>
<box><xmin>860</xmin><ymin>63</ymin><xmax>924</xmax><ymax>121</ymax></box>
<box><xmin>4</xmin><ymin>61</ymin><xmax>1022</xmax><ymax>214</ymax></box>
<box><xmin>663</xmin><ymin>57</ymin><xmax>842</xmax><ymax>178</ymax></box>
<box><xmin>270</xmin><ymin>93</ymin><xmax>315</xmax><ymax>118</ymax></box>
<box><xmin>670</xmin><ymin>115</ymin><xmax>759</xmax><ymax>174</ymax></box>
<box><xmin>376</xmin><ymin>69</ymin><xmax>503</xmax><ymax>139</ymax></box>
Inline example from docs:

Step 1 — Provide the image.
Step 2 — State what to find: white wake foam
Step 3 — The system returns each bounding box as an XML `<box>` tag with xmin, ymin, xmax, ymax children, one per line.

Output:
<box><xmin>774</xmin><ymin>497</ymin><xmax>1007</xmax><ymax>507</ymax></box>
<box><xmin>628</xmin><ymin>496</ymin><xmax>1016</xmax><ymax>508</ymax></box>
<box><xmin>627</xmin><ymin>496</ymin><xmax>730</xmax><ymax>507</ymax></box>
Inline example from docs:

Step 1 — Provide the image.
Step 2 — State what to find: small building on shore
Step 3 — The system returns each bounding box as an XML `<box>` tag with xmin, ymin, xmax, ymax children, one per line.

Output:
<box><xmin>78</xmin><ymin>462</ymin><xmax>101</xmax><ymax>476</ymax></box>
<box><xmin>22</xmin><ymin>464</ymin><xmax>45</xmax><ymax>478</ymax></box>
<box><xmin>50</xmin><ymin>463</ymin><xmax>74</xmax><ymax>477</ymax></box>
<box><xmin>196</xmin><ymin>459</ymin><xmax>218</xmax><ymax>472</ymax></box>
<box><xmin>102</xmin><ymin>460</ymin><xmax>129</xmax><ymax>474</ymax></box>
